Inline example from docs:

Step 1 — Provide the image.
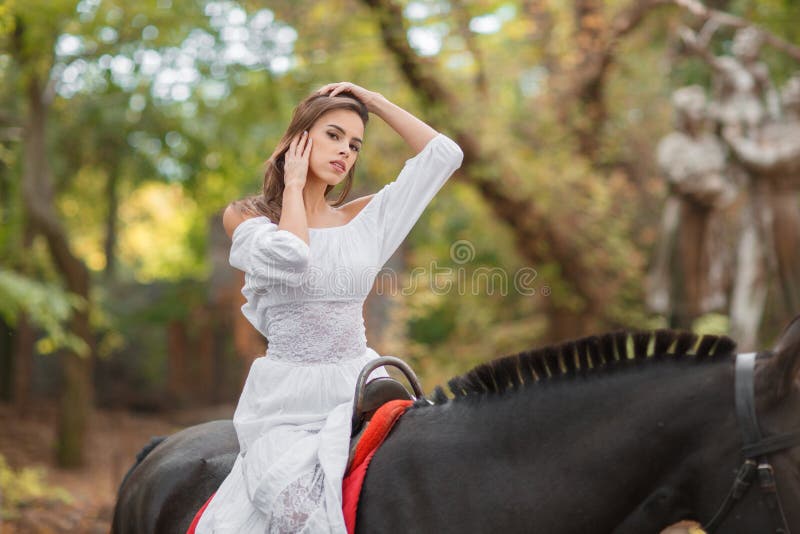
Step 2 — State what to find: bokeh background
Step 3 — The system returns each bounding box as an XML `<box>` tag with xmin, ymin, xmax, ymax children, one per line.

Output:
<box><xmin>1</xmin><ymin>0</ymin><xmax>798</xmax><ymax>531</ymax></box>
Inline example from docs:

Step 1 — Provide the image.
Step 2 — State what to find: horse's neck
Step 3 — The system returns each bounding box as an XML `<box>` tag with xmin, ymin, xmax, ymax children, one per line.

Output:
<box><xmin>414</xmin><ymin>360</ymin><xmax>737</xmax><ymax>530</ymax></box>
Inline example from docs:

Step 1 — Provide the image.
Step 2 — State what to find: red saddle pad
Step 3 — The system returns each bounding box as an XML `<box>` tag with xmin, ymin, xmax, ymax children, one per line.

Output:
<box><xmin>342</xmin><ymin>399</ymin><xmax>413</xmax><ymax>534</ymax></box>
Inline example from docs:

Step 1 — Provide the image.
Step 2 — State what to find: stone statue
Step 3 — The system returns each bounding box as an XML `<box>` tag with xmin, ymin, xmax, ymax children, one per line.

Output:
<box><xmin>724</xmin><ymin>74</ymin><xmax>800</xmax><ymax>188</ymax></box>
<box><xmin>725</xmin><ymin>74</ymin><xmax>800</xmax><ymax>349</ymax></box>
<box><xmin>647</xmin><ymin>85</ymin><xmax>739</xmax><ymax>328</ymax></box>
<box><xmin>680</xmin><ymin>23</ymin><xmax>779</xmax><ymax>138</ymax></box>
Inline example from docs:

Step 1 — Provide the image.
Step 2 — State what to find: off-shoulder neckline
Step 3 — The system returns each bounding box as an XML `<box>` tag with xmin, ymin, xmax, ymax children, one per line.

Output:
<box><xmin>308</xmin><ymin>190</ymin><xmax>381</xmax><ymax>231</ymax></box>
<box><xmin>234</xmin><ymin>188</ymin><xmax>381</xmax><ymax>236</ymax></box>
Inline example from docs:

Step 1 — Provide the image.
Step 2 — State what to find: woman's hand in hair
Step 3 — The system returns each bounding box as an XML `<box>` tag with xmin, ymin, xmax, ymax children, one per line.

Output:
<box><xmin>316</xmin><ymin>82</ymin><xmax>383</xmax><ymax>113</ymax></box>
<box><xmin>283</xmin><ymin>130</ymin><xmax>312</xmax><ymax>190</ymax></box>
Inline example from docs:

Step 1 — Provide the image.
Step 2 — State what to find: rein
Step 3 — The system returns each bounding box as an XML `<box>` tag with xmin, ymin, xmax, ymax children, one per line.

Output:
<box><xmin>704</xmin><ymin>352</ymin><xmax>800</xmax><ymax>533</ymax></box>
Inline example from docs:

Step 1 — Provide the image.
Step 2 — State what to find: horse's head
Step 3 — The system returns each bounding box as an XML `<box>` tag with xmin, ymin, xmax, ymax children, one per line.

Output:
<box><xmin>695</xmin><ymin>315</ymin><xmax>800</xmax><ymax>532</ymax></box>
<box><xmin>753</xmin><ymin>315</ymin><xmax>800</xmax><ymax>529</ymax></box>
<box><xmin>759</xmin><ymin>314</ymin><xmax>800</xmax><ymax>404</ymax></box>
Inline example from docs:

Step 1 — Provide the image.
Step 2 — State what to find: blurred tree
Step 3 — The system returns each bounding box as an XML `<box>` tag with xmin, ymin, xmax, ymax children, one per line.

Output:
<box><xmin>1</xmin><ymin>0</ymin><xmax>228</xmax><ymax>465</ymax></box>
<box><xmin>0</xmin><ymin>0</ymin><xmax>797</xmax><ymax>432</ymax></box>
<box><xmin>6</xmin><ymin>0</ymin><xmax>97</xmax><ymax>468</ymax></box>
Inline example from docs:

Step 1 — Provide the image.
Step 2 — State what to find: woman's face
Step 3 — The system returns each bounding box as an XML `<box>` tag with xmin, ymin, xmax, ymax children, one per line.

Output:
<box><xmin>306</xmin><ymin>108</ymin><xmax>365</xmax><ymax>186</ymax></box>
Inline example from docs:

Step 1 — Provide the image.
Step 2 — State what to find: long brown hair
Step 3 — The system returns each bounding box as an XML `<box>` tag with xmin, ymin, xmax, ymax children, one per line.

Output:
<box><xmin>232</xmin><ymin>91</ymin><xmax>369</xmax><ymax>222</ymax></box>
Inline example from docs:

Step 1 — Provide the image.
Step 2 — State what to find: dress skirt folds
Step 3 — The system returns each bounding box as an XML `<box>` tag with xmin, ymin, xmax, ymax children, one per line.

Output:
<box><xmin>195</xmin><ymin>134</ymin><xmax>463</xmax><ymax>533</ymax></box>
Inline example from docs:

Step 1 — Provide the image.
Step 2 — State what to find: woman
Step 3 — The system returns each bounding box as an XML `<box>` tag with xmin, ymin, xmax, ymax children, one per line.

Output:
<box><xmin>196</xmin><ymin>82</ymin><xmax>463</xmax><ymax>533</ymax></box>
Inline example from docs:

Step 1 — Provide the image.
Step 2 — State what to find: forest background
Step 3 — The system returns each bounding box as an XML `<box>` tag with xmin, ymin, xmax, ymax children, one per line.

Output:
<box><xmin>0</xmin><ymin>0</ymin><xmax>798</xmax><ymax>530</ymax></box>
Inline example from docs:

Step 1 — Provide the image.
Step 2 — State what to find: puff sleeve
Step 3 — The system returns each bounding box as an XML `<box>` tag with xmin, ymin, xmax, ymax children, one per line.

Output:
<box><xmin>375</xmin><ymin>133</ymin><xmax>464</xmax><ymax>266</ymax></box>
<box><xmin>229</xmin><ymin>216</ymin><xmax>310</xmax><ymax>288</ymax></box>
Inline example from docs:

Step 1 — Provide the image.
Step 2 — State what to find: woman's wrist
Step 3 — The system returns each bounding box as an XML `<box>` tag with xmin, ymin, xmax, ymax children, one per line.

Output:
<box><xmin>282</xmin><ymin>183</ymin><xmax>304</xmax><ymax>197</ymax></box>
<box><xmin>367</xmin><ymin>93</ymin><xmax>390</xmax><ymax>117</ymax></box>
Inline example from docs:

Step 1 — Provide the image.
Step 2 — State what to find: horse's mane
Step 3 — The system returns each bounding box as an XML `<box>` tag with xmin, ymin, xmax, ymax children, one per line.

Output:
<box><xmin>422</xmin><ymin>329</ymin><xmax>737</xmax><ymax>405</ymax></box>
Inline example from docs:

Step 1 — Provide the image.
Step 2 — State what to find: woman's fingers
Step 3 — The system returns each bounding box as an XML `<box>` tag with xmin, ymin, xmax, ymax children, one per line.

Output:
<box><xmin>297</xmin><ymin>131</ymin><xmax>308</xmax><ymax>155</ymax></box>
<box><xmin>302</xmin><ymin>136</ymin><xmax>312</xmax><ymax>159</ymax></box>
<box><xmin>332</xmin><ymin>83</ymin><xmax>355</xmax><ymax>98</ymax></box>
<box><xmin>289</xmin><ymin>131</ymin><xmax>308</xmax><ymax>156</ymax></box>
<box><xmin>329</xmin><ymin>84</ymin><xmax>348</xmax><ymax>97</ymax></box>
<box><xmin>317</xmin><ymin>82</ymin><xmax>357</xmax><ymax>98</ymax></box>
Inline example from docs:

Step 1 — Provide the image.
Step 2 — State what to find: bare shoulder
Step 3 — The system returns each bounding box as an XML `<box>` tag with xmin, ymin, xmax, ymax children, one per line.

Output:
<box><xmin>342</xmin><ymin>194</ymin><xmax>376</xmax><ymax>217</ymax></box>
<box><xmin>223</xmin><ymin>204</ymin><xmax>255</xmax><ymax>239</ymax></box>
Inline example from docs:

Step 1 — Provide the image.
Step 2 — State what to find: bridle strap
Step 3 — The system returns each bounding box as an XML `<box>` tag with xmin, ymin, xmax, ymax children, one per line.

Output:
<box><xmin>703</xmin><ymin>459</ymin><xmax>758</xmax><ymax>532</ymax></box>
<box><xmin>735</xmin><ymin>352</ymin><xmax>762</xmax><ymax>444</ymax></box>
<box><xmin>703</xmin><ymin>352</ymin><xmax>799</xmax><ymax>534</ymax></box>
<box><xmin>743</xmin><ymin>431</ymin><xmax>800</xmax><ymax>458</ymax></box>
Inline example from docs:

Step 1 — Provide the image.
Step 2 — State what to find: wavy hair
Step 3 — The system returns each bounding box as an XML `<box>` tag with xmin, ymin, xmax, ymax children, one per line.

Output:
<box><xmin>232</xmin><ymin>91</ymin><xmax>370</xmax><ymax>221</ymax></box>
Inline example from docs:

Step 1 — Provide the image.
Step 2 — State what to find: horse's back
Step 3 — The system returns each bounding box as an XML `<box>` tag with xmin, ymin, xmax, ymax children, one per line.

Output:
<box><xmin>112</xmin><ymin>419</ymin><xmax>239</xmax><ymax>534</ymax></box>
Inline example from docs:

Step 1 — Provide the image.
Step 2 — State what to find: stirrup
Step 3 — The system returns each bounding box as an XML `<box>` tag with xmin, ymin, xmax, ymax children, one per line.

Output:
<box><xmin>350</xmin><ymin>356</ymin><xmax>425</xmax><ymax>436</ymax></box>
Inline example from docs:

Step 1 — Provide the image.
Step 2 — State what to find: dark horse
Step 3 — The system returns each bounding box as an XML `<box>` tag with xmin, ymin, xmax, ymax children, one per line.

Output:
<box><xmin>112</xmin><ymin>318</ymin><xmax>800</xmax><ymax>533</ymax></box>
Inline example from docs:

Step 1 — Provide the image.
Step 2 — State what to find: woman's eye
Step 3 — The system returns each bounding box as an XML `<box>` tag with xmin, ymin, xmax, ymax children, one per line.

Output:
<box><xmin>350</xmin><ymin>145</ymin><xmax>360</xmax><ymax>152</ymax></box>
<box><xmin>328</xmin><ymin>132</ymin><xmax>338</xmax><ymax>139</ymax></box>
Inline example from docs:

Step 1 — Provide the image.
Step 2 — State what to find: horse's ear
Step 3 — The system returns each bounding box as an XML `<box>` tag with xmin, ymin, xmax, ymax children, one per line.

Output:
<box><xmin>760</xmin><ymin>315</ymin><xmax>800</xmax><ymax>401</ymax></box>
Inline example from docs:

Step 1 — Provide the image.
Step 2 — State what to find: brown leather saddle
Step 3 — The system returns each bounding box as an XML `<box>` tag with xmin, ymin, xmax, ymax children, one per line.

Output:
<box><xmin>348</xmin><ymin>357</ymin><xmax>426</xmax><ymax>465</ymax></box>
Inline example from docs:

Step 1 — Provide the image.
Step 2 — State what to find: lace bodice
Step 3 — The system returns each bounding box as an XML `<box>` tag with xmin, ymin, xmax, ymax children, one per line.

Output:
<box><xmin>263</xmin><ymin>300</ymin><xmax>367</xmax><ymax>364</ymax></box>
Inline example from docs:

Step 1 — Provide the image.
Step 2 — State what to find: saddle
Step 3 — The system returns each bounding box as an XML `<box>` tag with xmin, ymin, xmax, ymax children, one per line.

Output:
<box><xmin>348</xmin><ymin>356</ymin><xmax>426</xmax><ymax>466</ymax></box>
<box><xmin>343</xmin><ymin>357</ymin><xmax>423</xmax><ymax>534</ymax></box>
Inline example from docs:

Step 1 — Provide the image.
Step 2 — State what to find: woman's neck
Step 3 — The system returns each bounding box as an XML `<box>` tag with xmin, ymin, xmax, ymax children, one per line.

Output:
<box><xmin>302</xmin><ymin>177</ymin><xmax>333</xmax><ymax>217</ymax></box>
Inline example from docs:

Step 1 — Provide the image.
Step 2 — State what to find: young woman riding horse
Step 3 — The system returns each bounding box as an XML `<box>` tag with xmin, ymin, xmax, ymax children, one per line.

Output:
<box><xmin>194</xmin><ymin>82</ymin><xmax>464</xmax><ymax>533</ymax></box>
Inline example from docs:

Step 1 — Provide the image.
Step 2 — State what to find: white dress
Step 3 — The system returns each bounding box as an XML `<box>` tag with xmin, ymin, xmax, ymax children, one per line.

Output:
<box><xmin>196</xmin><ymin>134</ymin><xmax>463</xmax><ymax>533</ymax></box>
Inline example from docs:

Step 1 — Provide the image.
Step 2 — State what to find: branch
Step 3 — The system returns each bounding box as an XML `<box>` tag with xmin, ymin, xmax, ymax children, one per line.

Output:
<box><xmin>519</xmin><ymin>0</ymin><xmax>557</xmax><ymax>72</ymax></box>
<box><xmin>672</xmin><ymin>0</ymin><xmax>800</xmax><ymax>61</ymax></box>
<box><xmin>564</xmin><ymin>0</ymin><xmax>666</xmax><ymax>158</ymax></box>
<box><xmin>573</xmin><ymin>0</ymin><xmax>667</xmax><ymax>96</ymax></box>
<box><xmin>0</xmin><ymin>126</ymin><xmax>23</xmax><ymax>141</ymax></box>
<box><xmin>449</xmin><ymin>0</ymin><xmax>489</xmax><ymax>100</ymax></box>
<box><xmin>360</xmin><ymin>0</ymin><xmax>452</xmax><ymax>108</ymax></box>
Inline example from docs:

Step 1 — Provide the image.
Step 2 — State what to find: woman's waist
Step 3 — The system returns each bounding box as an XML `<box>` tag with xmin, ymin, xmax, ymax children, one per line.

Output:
<box><xmin>258</xmin><ymin>344</ymin><xmax>379</xmax><ymax>368</ymax></box>
<box><xmin>264</xmin><ymin>322</ymin><xmax>369</xmax><ymax>363</ymax></box>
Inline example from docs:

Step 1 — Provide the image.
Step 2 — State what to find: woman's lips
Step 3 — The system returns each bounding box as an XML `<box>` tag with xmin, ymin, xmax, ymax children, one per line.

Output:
<box><xmin>330</xmin><ymin>161</ymin><xmax>345</xmax><ymax>173</ymax></box>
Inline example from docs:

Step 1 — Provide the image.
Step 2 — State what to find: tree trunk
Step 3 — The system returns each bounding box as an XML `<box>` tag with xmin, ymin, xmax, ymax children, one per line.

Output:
<box><xmin>11</xmin><ymin>226</ymin><xmax>36</xmax><ymax>412</ymax></box>
<box><xmin>167</xmin><ymin>319</ymin><xmax>189</xmax><ymax>406</ymax></box>
<box><xmin>21</xmin><ymin>73</ymin><xmax>94</xmax><ymax>468</ymax></box>
<box><xmin>11</xmin><ymin>314</ymin><xmax>34</xmax><ymax>411</ymax></box>
<box><xmin>0</xmin><ymin>317</ymin><xmax>13</xmax><ymax>401</ymax></box>
<box><xmin>194</xmin><ymin>307</ymin><xmax>215</xmax><ymax>404</ymax></box>
<box><xmin>104</xmin><ymin>164</ymin><xmax>119</xmax><ymax>278</ymax></box>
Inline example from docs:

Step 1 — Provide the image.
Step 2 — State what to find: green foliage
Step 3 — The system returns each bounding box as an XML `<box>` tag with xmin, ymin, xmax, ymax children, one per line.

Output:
<box><xmin>0</xmin><ymin>0</ymin><xmax>15</xmax><ymax>38</ymax></box>
<box><xmin>2</xmin><ymin>0</ymin><xmax>798</xmax><ymax>393</ymax></box>
<box><xmin>0</xmin><ymin>269</ymin><xmax>88</xmax><ymax>356</ymax></box>
<box><xmin>0</xmin><ymin>454</ymin><xmax>71</xmax><ymax>520</ymax></box>
<box><xmin>693</xmin><ymin>312</ymin><xmax>731</xmax><ymax>337</ymax></box>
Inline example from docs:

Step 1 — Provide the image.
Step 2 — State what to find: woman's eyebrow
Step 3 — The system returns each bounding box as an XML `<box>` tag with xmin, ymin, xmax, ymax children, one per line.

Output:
<box><xmin>326</xmin><ymin>124</ymin><xmax>363</xmax><ymax>144</ymax></box>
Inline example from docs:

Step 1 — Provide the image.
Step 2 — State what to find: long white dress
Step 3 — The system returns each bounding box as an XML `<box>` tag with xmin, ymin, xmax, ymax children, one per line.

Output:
<box><xmin>196</xmin><ymin>133</ymin><xmax>463</xmax><ymax>533</ymax></box>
